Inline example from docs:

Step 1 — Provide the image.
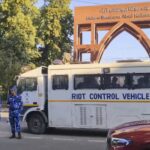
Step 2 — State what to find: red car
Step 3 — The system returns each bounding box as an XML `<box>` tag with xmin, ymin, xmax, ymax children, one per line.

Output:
<box><xmin>107</xmin><ymin>120</ymin><xmax>150</xmax><ymax>150</ymax></box>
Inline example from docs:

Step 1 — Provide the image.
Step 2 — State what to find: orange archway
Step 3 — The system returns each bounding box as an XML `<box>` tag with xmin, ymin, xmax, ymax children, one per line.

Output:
<box><xmin>74</xmin><ymin>2</ymin><xmax>150</xmax><ymax>63</ymax></box>
<box><xmin>95</xmin><ymin>22</ymin><xmax>150</xmax><ymax>62</ymax></box>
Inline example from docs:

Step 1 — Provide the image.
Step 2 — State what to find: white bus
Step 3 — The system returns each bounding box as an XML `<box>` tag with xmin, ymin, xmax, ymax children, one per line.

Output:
<box><xmin>17</xmin><ymin>60</ymin><xmax>150</xmax><ymax>134</ymax></box>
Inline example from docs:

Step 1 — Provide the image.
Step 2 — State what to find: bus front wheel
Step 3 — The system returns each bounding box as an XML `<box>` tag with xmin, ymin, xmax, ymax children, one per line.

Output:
<box><xmin>27</xmin><ymin>113</ymin><xmax>46</xmax><ymax>134</ymax></box>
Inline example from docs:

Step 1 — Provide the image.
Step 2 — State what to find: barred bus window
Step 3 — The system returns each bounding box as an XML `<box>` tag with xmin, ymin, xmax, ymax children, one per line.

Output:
<box><xmin>104</xmin><ymin>75</ymin><xmax>127</xmax><ymax>89</ymax></box>
<box><xmin>74</xmin><ymin>75</ymin><xmax>101</xmax><ymax>89</ymax></box>
<box><xmin>132</xmin><ymin>74</ymin><xmax>150</xmax><ymax>89</ymax></box>
<box><xmin>52</xmin><ymin>75</ymin><xmax>68</xmax><ymax>90</ymax></box>
<box><xmin>26</xmin><ymin>78</ymin><xmax>37</xmax><ymax>91</ymax></box>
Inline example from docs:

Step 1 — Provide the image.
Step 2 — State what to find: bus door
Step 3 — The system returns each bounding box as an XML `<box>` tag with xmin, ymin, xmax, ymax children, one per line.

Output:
<box><xmin>48</xmin><ymin>74</ymin><xmax>72</xmax><ymax>127</ymax></box>
<box><xmin>17</xmin><ymin>77</ymin><xmax>38</xmax><ymax>106</ymax></box>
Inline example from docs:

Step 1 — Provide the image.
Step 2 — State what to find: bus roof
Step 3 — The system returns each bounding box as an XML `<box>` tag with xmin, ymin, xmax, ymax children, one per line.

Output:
<box><xmin>19</xmin><ymin>66</ymin><xmax>46</xmax><ymax>77</ymax></box>
<box><xmin>48</xmin><ymin>60</ymin><xmax>150</xmax><ymax>70</ymax></box>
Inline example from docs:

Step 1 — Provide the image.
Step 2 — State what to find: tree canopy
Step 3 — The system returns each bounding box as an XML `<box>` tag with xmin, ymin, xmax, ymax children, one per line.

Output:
<box><xmin>37</xmin><ymin>0</ymin><xmax>73</xmax><ymax>65</ymax></box>
<box><xmin>0</xmin><ymin>0</ymin><xmax>73</xmax><ymax>93</ymax></box>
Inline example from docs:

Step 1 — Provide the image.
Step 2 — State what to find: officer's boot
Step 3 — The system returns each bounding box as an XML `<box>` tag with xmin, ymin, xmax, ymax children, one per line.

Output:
<box><xmin>9</xmin><ymin>132</ymin><xmax>15</xmax><ymax>139</ymax></box>
<box><xmin>17</xmin><ymin>132</ymin><xmax>22</xmax><ymax>139</ymax></box>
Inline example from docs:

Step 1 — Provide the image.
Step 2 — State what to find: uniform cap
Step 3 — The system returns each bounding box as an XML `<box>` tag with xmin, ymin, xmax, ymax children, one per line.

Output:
<box><xmin>10</xmin><ymin>86</ymin><xmax>17</xmax><ymax>93</ymax></box>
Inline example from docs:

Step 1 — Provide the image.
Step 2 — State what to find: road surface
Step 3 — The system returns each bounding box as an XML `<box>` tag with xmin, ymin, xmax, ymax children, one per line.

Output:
<box><xmin>0</xmin><ymin>114</ymin><xmax>107</xmax><ymax>150</ymax></box>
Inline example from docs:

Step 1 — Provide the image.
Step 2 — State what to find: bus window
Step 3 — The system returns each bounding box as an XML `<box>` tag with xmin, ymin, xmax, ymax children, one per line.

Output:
<box><xmin>52</xmin><ymin>75</ymin><xmax>68</xmax><ymax>90</ymax></box>
<box><xmin>104</xmin><ymin>74</ymin><xmax>127</xmax><ymax>89</ymax></box>
<box><xmin>26</xmin><ymin>78</ymin><xmax>37</xmax><ymax>91</ymax></box>
<box><xmin>132</xmin><ymin>74</ymin><xmax>150</xmax><ymax>89</ymax></box>
<box><xmin>17</xmin><ymin>78</ymin><xmax>26</xmax><ymax>94</ymax></box>
<box><xmin>74</xmin><ymin>75</ymin><xmax>101</xmax><ymax>89</ymax></box>
<box><xmin>17</xmin><ymin>78</ymin><xmax>37</xmax><ymax>94</ymax></box>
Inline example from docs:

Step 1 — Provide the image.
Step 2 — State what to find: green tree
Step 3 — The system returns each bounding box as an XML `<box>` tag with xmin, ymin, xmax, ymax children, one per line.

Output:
<box><xmin>37</xmin><ymin>0</ymin><xmax>73</xmax><ymax>65</ymax></box>
<box><xmin>0</xmin><ymin>0</ymin><xmax>40</xmax><ymax>91</ymax></box>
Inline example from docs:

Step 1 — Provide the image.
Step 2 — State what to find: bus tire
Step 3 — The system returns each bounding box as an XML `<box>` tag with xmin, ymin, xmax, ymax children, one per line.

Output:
<box><xmin>27</xmin><ymin>113</ymin><xmax>46</xmax><ymax>134</ymax></box>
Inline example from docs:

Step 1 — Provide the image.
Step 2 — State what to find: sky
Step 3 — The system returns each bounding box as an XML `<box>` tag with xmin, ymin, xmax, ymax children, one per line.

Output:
<box><xmin>37</xmin><ymin>0</ymin><xmax>150</xmax><ymax>63</ymax></box>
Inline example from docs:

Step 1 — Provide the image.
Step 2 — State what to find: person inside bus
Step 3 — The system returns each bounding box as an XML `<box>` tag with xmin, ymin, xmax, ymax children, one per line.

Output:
<box><xmin>143</xmin><ymin>76</ymin><xmax>149</xmax><ymax>88</ymax></box>
<box><xmin>137</xmin><ymin>76</ymin><xmax>149</xmax><ymax>88</ymax></box>
<box><xmin>111</xmin><ymin>76</ymin><xmax>120</xmax><ymax>88</ymax></box>
<box><xmin>88</xmin><ymin>77</ymin><xmax>100</xmax><ymax>89</ymax></box>
<box><xmin>137</xmin><ymin>77</ymin><xmax>144</xmax><ymax>88</ymax></box>
<box><xmin>77</xmin><ymin>77</ymin><xmax>90</xmax><ymax>89</ymax></box>
<box><xmin>77</xmin><ymin>76</ymin><xmax>99</xmax><ymax>89</ymax></box>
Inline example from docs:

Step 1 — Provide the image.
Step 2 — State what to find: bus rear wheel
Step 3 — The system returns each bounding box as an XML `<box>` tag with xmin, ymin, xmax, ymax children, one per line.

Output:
<box><xmin>27</xmin><ymin>113</ymin><xmax>46</xmax><ymax>134</ymax></box>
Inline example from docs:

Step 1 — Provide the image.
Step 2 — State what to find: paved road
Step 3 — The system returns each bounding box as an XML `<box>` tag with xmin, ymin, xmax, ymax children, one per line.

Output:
<box><xmin>0</xmin><ymin>118</ymin><xmax>107</xmax><ymax>150</ymax></box>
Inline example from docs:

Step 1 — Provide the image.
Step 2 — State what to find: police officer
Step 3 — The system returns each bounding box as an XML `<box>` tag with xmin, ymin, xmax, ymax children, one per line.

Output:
<box><xmin>7</xmin><ymin>86</ymin><xmax>23</xmax><ymax>139</ymax></box>
<box><xmin>0</xmin><ymin>96</ymin><xmax>2</xmax><ymax>121</ymax></box>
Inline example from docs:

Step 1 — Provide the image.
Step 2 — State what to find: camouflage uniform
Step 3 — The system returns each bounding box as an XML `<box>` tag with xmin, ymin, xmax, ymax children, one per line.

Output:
<box><xmin>0</xmin><ymin>96</ymin><xmax>2</xmax><ymax>120</ymax></box>
<box><xmin>7</xmin><ymin>87</ymin><xmax>23</xmax><ymax>139</ymax></box>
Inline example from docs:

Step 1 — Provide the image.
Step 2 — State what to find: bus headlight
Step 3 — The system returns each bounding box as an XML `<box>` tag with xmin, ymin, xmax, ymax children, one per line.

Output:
<box><xmin>111</xmin><ymin>137</ymin><xmax>132</xmax><ymax>147</ymax></box>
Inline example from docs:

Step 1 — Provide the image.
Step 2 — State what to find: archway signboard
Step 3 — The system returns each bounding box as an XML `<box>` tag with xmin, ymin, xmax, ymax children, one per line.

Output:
<box><xmin>74</xmin><ymin>2</ymin><xmax>150</xmax><ymax>62</ymax></box>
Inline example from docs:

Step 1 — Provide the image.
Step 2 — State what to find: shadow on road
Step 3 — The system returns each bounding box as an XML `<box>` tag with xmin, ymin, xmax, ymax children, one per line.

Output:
<box><xmin>1</xmin><ymin>118</ymin><xmax>107</xmax><ymax>138</ymax></box>
<box><xmin>22</xmin><ymin>127</ymin><xmax>107</xmax><ymax>137</ymax></box>
<box><xmin>46</xmin><ymin>128</ymin><xmax>108</xmax><ymax>137</ymax></box>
